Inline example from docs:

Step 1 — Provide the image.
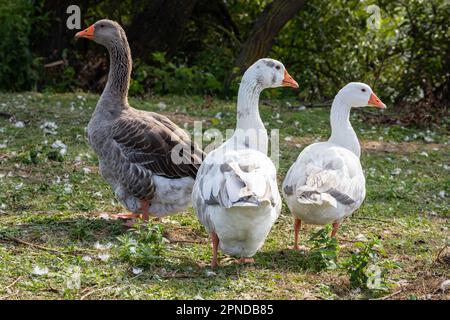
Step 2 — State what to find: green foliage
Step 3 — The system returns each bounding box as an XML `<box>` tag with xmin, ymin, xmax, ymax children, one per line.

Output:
<box><xmin>341</xmin><ymin>237</ymin><xmax>396</xmax><ymax>291</ymax></box>
<box><xmin>306</xmin><ymin>226</ymin><xmax>339</xmax><ymax>272</ymax></box>
<box><xmin>274</xmin><ymin>0</ymin><xmax>449</xmax><ymax>106</ymax></box>
<box><xmin>0</xmin><ymin>0</ymin><xmax>47</xmax><ymax>91</ymax></box>
<box><xmin>117</xmin><ymin>222</ymin><xmax>168</xmax><ymax>267</ymax></box>
<box><xmin>130</xmin><ymin>53</ymin><xmax>222</xmax><ymax>96</ymax></box>
<box><xmin>42</xmin><ymin>49</ymin><xmax>78</xmax><ymax>93</ymax></box>
<box><xmin>2</xmin><ymin>0</ymin><xmax>448</xmax><ymax>115</ymax></box>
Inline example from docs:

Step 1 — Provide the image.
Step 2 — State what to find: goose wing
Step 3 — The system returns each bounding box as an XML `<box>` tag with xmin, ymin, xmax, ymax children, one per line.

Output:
<box><xmin>193</xmin><ymin>149</ymin><xmax>280</xmax><ymax>227</ymax></box>
<box><xmin>112</xmin><ymin>112</ymin><xmax>204</xmax><ymax>179</ymax></box>
<box><xmin>283</xmin><ymin>143</ymin><xmax>365</xmax><ymax>208</ymax></box>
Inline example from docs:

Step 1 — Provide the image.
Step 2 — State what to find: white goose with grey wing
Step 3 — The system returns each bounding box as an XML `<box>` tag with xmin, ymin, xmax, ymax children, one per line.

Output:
<box><xmin>192</xmin><ymin>58</ymin><xmax>299</xmax><ymax>267</ymax></box>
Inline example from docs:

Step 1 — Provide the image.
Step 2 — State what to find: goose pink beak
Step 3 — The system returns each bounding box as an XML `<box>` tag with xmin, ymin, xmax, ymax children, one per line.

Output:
<box><xmin>368</xmin><ymin>92</ymin><xmax>386</xmax><ymax>109</ymax></box>
<box><xmin>75</xmin><ymin>25</ymin><xmax>95</xmax><ymax>40</ymax></box>
<box><xmin>282</xmin><ymin>69</ymin><xmax>299</xmax><ymax>88</ymax></box>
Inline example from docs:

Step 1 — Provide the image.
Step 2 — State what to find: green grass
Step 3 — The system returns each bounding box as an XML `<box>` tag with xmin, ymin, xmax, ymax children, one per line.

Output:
<box><xmin>0</xmin><ymin>92</ymin><xmax>449</xmax><ymax>300</ymax></box>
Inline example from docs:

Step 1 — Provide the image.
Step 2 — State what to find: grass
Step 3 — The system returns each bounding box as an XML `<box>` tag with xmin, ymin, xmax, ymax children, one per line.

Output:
<box><xmin>0</xmin><ymin>91</ymin><xmax>449</xmax><ymax>300</ymax></box>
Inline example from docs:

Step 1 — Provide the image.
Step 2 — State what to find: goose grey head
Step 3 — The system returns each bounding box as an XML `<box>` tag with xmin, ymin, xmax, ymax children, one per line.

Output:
<box><xmin>243</xmin><ymin>58</ymin><xmax>299</xmax><ymax>89</ymax></box>
<box><xmin>75</xmin><ymin>19</ymin><xmax>126</xmax><ymax>47</ymax></box>
<box><xmin>338</xmin><ymin>82</ymin><xmax>386</xmax><ymax>109</ymax></box>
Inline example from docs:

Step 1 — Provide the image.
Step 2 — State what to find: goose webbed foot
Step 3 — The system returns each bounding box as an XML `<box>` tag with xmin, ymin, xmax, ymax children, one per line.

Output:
<box><xmin>237</xmin><ymin>257</ymin><xmax>255</xmax><ymax>264</ymax></box>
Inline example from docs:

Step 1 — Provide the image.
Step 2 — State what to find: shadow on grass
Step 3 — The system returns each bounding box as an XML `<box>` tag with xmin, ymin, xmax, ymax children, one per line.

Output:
<box><xmin>0</xmin><ymin>216</ymin><xmax>126</xmax><ymax>248</ymax></box>
<box><xmin>254</xmin><ymin>248</ymin><xmax>323</xmax><ymax>273</ymax></box>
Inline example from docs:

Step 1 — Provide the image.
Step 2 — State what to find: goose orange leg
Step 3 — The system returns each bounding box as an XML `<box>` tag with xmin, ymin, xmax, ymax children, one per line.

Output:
<box><xmin>140</xmin><ymin>200</ymin><xmax>150</xmax><ymax>221</ymax></box>
<box><xmin>293</xmin><ymin>218</ymin><xmax>302</xmax><ymax>250</ymax></box>
<box><xmin>113</xmin><ymin>200</ymin><xmax>151</xmax><ymax>225</ymax></box>
<box><xmin>331</xmin><ymin>222</ymin><xmax>340</xmax><ymax>237</ymax></box>
<box><xmin>211</xmin><ymin>232</ymin><xmax>219</xmax><ymax>269</ymax></box>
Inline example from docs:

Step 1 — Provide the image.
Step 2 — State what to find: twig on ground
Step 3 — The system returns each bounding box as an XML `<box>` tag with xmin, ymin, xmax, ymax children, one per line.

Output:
<box><xmin>3</xmin><ymin>276</ymin><xmax>22</xmax><ymax>291</ymax></box>
<box><xmin>352</xmin><ymin>217</ymin><xmax>392</xmax><ymax>223</ymax></box>
<box><xmin>338</xmin><ymin>238</ymin><xmax>358</xmax><ymax>243</ymax></box>
<box><xmin>0</xmin><ymin>235</ymin><xmax>95</xmax><ymax>255</ymax></box>
<box><xmin>378</xmin><ymin>289</ymin><xmax>403</xmax><ymax>300</ymax></box>
<box><xmin>81</xmin><ymin>285</ymin><xmax>117</xmax><ymax>300</ymax></box>
<box><xmin>159</xmin><ymin>273</ymin><xmax>201</xmax><ymax>279</ymax></box>
<box><xmin>44</xmin><ymin>60</ymin><xmax>64</xmax><ymax>68</ymax></box>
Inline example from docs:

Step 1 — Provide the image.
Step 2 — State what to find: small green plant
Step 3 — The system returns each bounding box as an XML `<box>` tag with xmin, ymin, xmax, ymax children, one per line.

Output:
<box><xmin>341</xmin><ymin>237</ymin><xmax>395</xmax><ymax>292</ymax></box>
<box><xmin>306</xmin><ymin>226</ymin><xmax>339</xmax><ymax>272</ymax></box>
<box><xmin>117</xmin><ymin>222</ymin><xmax>168</xmax><ymax>268</ymax></box>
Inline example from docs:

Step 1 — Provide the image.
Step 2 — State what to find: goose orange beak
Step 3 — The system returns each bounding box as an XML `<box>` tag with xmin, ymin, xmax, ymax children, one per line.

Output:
<box><xmin>282</xmin><ymin>69</ymin><xmax>299</xmax><ymax>88</ymax></box>
<box><xmin>368</xmin><ymin>92</ymin><xmax>386</xmax><ymax>109</ymax></box>
<box><xmin>75</xmin><ymin>25</ymin><xmax>95</xmax><ymax>40</ymax></box>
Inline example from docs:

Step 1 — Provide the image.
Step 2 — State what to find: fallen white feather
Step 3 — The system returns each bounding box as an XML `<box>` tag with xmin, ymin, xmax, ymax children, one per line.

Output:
<box><xmin>440</xmin><ymin>280</ymin><xmax>450</xmax><ymax>292</ymax></box>
<box><xmin>52</xmin><ymin>140</ymin><xmax>66</xmax><ymax>149</ymax></box>
<box><xmin>32</xmin><ymin>266</ymin><xmax>49</xmax><ymax>276</ymax></box>
<box><xmin>98</xmin><ymin>253</ymin><xmax>110</xmax><ymax>262</ymax></box>
<box><xmin>132</xmin><ymin>267</ymin><xmax>143</xmax><ymax>275</ymax></box>
<box><xmin>14</xmin><ymin>121</ymin><xmax>25</xmax><ymax>128</ymax></box>
<box><xmin>82</xmin><ymin>167</ymin><xmax>91</xmax><ymax>174</ymax></box>
<box><xmin>40</xmin><ymin>121</ymin><xmax>58</xmax><ymax>134</ymax></box>
<box><xmin>157</xmin><ymin>102</ymin><xmax>167</xmax><ymax>110</ymax></box>
<box><xmin>355</xmin><ymin>234</ymin><xmax>368</xmax><ymax>242</ymax></box>
<box><xmin>94</xmin><ymin>242</ymin><xmax>112</xmax><ymax>250</ymax></box>
<box><xmin>64</xmin><ymin>183</ymin><xmax>73</xmax><ymax>194</ymax></box>
<box><xmin>205</xmin><ymin>270</ymin><xmax>216</xmax><ymax>277</ymax></box>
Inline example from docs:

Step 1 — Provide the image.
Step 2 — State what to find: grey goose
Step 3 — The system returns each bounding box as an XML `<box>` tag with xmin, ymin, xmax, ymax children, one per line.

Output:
<box><xmin>75</xmin><ymin>20</ymin><xmax>204</xmax><ymax>222</ymax></box>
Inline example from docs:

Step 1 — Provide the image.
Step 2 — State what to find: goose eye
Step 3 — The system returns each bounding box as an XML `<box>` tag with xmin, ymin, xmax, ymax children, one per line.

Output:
<box><xmin>275</xmin><ymin>65</ymin><xmax>281</xmax><ymax>70</ymax></box>
<box><xmin>100</xmin><ymin>24</ymin><xmax>105</xmax><ymax>28</ymax></box>
<box><xmin>361</xmin><ymin>88</ymin><xmax>366</xmax><ymax>92</ymax></box>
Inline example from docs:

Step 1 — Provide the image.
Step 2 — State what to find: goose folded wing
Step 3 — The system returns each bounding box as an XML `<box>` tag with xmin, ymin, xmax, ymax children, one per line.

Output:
<box><xmin>294</xmin><ymin>164</ymin><xmax>361</xmax><ymax>208</ymax></box>
<box><xmin>111</xmin><ymin>116</ymin><xmax>203</xmax><ymax>179</ymax></box>
<box><xmin>199</xmin><ymin>157</ymin><xmax>276</xmax><ymax>209</ymax></box>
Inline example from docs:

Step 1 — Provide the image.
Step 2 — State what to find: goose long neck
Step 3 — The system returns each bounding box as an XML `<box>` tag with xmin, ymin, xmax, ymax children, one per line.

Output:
<box><xmin>234</xmin><ymin>78</ymin><xmax>268</xmax><ymax>154</ymax></box>
<box><xmin>100</xmin><ymin>36</ymin><xmax>132</xmax><ymax>108</ymax></box>
<box><xmin>236</xmin><ymin>79</ymin><xmax>263</xmax><ymax>130</ymax></box>
<box><xmin>328</xmin><ymin>95</ymin><xmax>361</xmax><ymax>157</ymax></box>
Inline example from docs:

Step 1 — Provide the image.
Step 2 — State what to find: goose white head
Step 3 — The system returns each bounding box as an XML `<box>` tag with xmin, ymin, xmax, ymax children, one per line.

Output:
<box><xmin>337</xmin><ymin>82</ymin><xmax>386</xmax><ymax>109</ymax></box>
<box><xmin>242</xmin><ymin>58</ymin><xmax>299</xmax><ymax>89</ymax></box>
<box><xmin>75</xmin><ymin>19</ymin><xmax>126</xmax><ymax>47</ymax></box>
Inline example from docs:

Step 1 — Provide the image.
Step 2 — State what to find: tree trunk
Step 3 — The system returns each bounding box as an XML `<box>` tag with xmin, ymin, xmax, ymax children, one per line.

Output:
<box><xmin>226</xmin><ymin>0</ymin><xmax>307</xmax><ymax>86</ymax></box>
<box><xmin>127</xmin><ymin>0</ymin><xmax>199</xmax><ymax>59</ymax></box>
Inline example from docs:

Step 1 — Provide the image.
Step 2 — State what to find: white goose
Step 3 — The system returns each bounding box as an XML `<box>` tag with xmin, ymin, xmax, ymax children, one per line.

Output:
<box><xmin>282</xmin><ymin>82</ymin><xmax>386</xmax><ymax>248</ymax></box>
<box><xmin>192</xmin><ymin>59</ymin><xmax>298</xmax><ymax>267</ymax></box>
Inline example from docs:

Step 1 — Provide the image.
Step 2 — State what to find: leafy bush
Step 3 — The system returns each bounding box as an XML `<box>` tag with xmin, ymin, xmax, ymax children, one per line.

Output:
<box><xmin>117</xmin><ymin>222</ymin><xmax>168</xmax><ymax>267</ymax></box>
<box><xmin>129</xmin><ymin>52</ymin><xmax>223</xmax><ymax>96</ymax></box>
<box><xmin>0</xmin><ymin>0</ymin><xmax>47</xmax><ymax>91</ymax></box>
<box><xmin>305</xmin><ymin>226</ymin><xmax>339</xmax><ymax>272</ymax></box>
<box><xmin>273</xmin><ymin>0</ymin><xmax>449</xmax><ymax>124</ymax></box>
